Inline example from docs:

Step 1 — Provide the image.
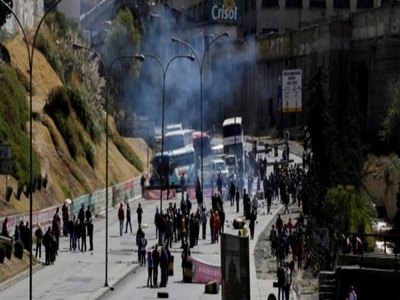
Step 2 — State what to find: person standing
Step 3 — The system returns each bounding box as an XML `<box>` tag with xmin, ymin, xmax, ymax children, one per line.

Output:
<box><xmin>125</xmin><ymin>203</ymin><xmax>133</xmax><ymax>234</ymax></box>
<box><xmin>118</xmin><ymin>202</ymin><xmax>124</xmax><ymax>236</ymax></box>
<box><xmin>87</xmin><ymin>218</ymin><xmax>94</xmax><ymax>251</ymax></box>
<box><xmin>34</xmin><ymin>224</ymin><xmax>43</xmax><ymax>259</ymax></box>
<box><xmin>67</xmin><ymin>215</ymin><xmax>76</xmax><ymax>251</ymax></box>
<box><xmin>152</xmin><ymin>245</ymin><xmax>160</xmax><ymax>287</ymax></box>
<box><xmin>181</xmin><ymin>242</ymin><xmax>191</xmax><ymax>282</ymax></box>
<box><xmin>43</xmin><ymin>227</ymin><xmax>52</xmax><ymax>266</ymax></box>
<box><xmin>61</xmin><ymin>203</ymin><xmax>69</xmax><ymax>236</ymax></box>
<box><xmin>159</xmin><ymin>246</ymin><xmax>169</xmax><ymax>287</ymax></box>
<box><xmin>277</xmin><ymin>263</ymin><xmax>285</xmax><ymax>300</ymax></box>
<box><xmin>229</xmin><ymin>180</ymin><xmax>236</xmax><ymax>207</ymax></box>
<box><xmin>140</xmin><ymin>173</ymin><xmax>146</xmax><ymax>198</ymax></box>
<box><xmin>347</xmin><ymin>285</ymin><xmax>357</xmax><ymax>300</ymax></box>
<box><xmin>235</xmin><ymin>187</ymin><xmax>240</xmax><ymax>213</ymax></box>
<box><xmin>137</xmin><ymin>203</ymin><xmax>143</xmax><ymax>227</ymax></box>
<box><xmin>180</xmin><ymin>173</ymin><xmax>186</xmax><ymax>201</ymax></box>
<box><xmin>284</xmin><ymin>262</ymin><xmax>291</xmax><ymax>300</ymax></box>
<box><xmin>201</xmin><ymin>206</ymin><xmax>207</xmax><ymax>240</ymax></box>
<box><xmin>136</xmin><ymin>226</ymin><xmax>145</xmax><ymax>265</ymax></box>
<box><xmin>85</xmin><ymin>205</ymin><xmax>92</xmax><ymax>223</ymax></box>
<box><xmin>80</xmin><ymin>219</ymin><xmax>87</xmax><ymax>252</ymax></box>
<box><xmin>147</xmin><ymin>250</ymin><xmax>153</xmax><ymax>287</ymax></box>
<box><xmin>52</xmin><ymin>207</ymin><xmax>61</xmax><ymax>252</ymax></box>
<box><xmin>249</xmin><ymin>208</ymin><xmax>257</xmax><ymax>240</ymax></box>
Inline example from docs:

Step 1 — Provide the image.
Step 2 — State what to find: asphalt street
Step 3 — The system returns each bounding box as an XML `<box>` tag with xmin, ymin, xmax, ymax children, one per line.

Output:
<box><xmin>0</xmin><ymin>149</ymin><xmax>301</xmax><ymax>300</ymax></box>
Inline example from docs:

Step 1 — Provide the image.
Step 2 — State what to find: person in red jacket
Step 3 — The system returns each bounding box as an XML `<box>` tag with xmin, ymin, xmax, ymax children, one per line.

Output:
<box><xmin>118</xmin><ymin>203</ymin><xmax>124</xmax><ymax>236</ymax></box>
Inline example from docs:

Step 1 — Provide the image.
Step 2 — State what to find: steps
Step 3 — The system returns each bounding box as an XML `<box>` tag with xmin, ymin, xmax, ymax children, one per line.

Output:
<box><xmin>319</xmin><ymin>271</ymin><xmax>337</xmax><ymax>300</ymax></box>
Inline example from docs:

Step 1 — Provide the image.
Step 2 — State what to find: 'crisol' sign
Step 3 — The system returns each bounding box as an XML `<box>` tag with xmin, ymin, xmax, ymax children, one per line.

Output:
<box><xmin>208</xmin><ymin>0</ymin><xmax>242</xmax><ymax>25</ymax></box>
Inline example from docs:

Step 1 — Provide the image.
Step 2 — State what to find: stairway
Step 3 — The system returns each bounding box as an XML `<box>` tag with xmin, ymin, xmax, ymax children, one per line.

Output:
<box><xmin>319</xmin><ymin>271</ymin><xmax>338</xmax><ymax>300</ymax></box>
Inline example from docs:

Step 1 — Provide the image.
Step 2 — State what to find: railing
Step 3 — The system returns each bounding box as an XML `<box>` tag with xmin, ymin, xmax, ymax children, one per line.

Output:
<box><xmin>341</xmin><ymin>232</ymin><xmax>400</xmax><ymax>270</ymax></box>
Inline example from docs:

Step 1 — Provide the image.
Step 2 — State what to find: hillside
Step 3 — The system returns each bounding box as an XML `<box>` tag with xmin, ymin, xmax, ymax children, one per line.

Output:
<box><xmin>0</xmin><ymin>38</ymin><xmax>150</xmax><ymax>218</ymax></box>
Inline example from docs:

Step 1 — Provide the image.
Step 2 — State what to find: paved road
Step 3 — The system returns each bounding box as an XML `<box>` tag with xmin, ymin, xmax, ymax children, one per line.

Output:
<box><xmin>0</xmin><ymin>149</ymin><xmax>301</xmax><ymax>300</ymax></box>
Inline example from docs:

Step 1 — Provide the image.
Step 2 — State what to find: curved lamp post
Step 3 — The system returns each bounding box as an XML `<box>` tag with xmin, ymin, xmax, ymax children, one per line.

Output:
<box><xmin>0</xmin><ymin>1</ymin><xmax>64</xmax><ymax>298</ymax></box>
<box><xmin>171</xmin><ymin>32</ymin><xmax>229</xmax><ymax>198</ymax></box>
<box><xmin>134</xmin><ymin>53</ymin><xmax>194</xmax><ymax>216</ymax></box>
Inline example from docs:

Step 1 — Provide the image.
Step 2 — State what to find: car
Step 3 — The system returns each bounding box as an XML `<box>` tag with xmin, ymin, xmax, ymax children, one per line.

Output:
<box><xmin>201</xmin><ymin>158</ymin><xmax>229</xmax><ymax>187</ymax></box>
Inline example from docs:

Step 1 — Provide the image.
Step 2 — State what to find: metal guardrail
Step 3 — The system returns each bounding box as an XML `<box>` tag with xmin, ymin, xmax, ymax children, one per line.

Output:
<box><xmin>341</xmin><ymin>232</ymin><xmax>400</xmax><ymax>270</ymax></box>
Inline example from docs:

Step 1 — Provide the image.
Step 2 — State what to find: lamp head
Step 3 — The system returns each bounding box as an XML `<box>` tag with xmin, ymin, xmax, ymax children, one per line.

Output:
<box><xmin>134</xmin><ymin>54</ymin><xmax>145</xmax><ymax>62</ymax></box>
<box><xmin>223</xmin><ymin>31</ymin><xmax>229</xmax><ymax>37</ymax></box>
<box><xmin>171</xmin><ymin>36</ymin><xmax>179</xmax><ymax>43</ymax></box>
<box><xmin>187</xmin><ymin>54</ymin><xmax>195</xmax><ymax>61</ymax></box>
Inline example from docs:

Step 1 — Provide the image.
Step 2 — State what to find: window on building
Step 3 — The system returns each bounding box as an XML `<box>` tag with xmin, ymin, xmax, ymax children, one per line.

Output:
<box><xmin>262</xmin><ymin>0</ymin><xmax>279</xmax><ymax>7</ymax></box>
<box><xmin>309</xmin><ymin>0</ymin><xmax>326</xmax><ymax>8</ymax></box>
<box><xmin>286</xmin><ymin>0</ymin><xmax>302</xmax><ymax>8</ymax></box>
<box><xmin>357</xmin><ymin>0</ymin><xmax>373</xmax><ymax>9</ymax></box>
<box><xmin>333</xmin><ymin>0</ymin><xmax>350</xmax><ymax>8</ymax></box>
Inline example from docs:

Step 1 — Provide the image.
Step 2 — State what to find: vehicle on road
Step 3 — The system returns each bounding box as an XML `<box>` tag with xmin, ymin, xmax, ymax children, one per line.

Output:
<box><xmin>222</xmin><ymin>117</ymin><xmax>244</xmax><ymax>174</ymax></box>
<box><xmin>149</xmin><ymin>145</ymin><xmax>197</xmax><ymax>190</ymax></box>
<box><xmin>164</xmin><ymin>129</ymin><xmax>194</xmax><ymax>151</ymax></box>
<box><xmin>225</xmin><ymin>154</ymin><xmax>238</xmax><ymax>175</ymax></box>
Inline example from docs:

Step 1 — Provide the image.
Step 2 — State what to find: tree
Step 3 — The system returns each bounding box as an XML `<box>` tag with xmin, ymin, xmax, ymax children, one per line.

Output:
<box><xmin>0</xmin><ymin>0</ymin><xmax>12</xmax><ymax>29</ymax></box>
<box><xmin>102</xmin><ymin>8</ymin><xmax>141</xmax><ymax>113</ymax></box>
<box><xmin>379</xmin><ymin>90</ymin><xmax>400</xmax><ymax>154</ymax></box>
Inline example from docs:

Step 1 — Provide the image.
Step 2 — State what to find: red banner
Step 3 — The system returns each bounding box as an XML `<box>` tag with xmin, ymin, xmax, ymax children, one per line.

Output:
<box><xmin>188</xmin><ymin>256</ymin><xmax>221</xmax><ymax>284</ymax></box>
<box><xmin>145</xmin><ymin>189</ymin><xmax>176</xmax><ymax>200</ymax></box>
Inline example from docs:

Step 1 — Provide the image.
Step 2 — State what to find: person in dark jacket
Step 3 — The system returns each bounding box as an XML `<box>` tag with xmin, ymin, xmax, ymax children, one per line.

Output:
<box><xmin>125</xmin><ymin>203</ymin><xmax>132</xmax><ymax>234</ymax></box>
<box><xmin>42</xmin><ymin>227</ymin><xmax>52</xmax><ymax>265</ymax></box>
<box><xmin>159</xmin><ymin>246</ymin><xmax>169</xmax><ymax>287</ymax></box>
<box><xmin>35</xmin><ymin>224</ymin><xmax>43</xmax><ymax>258</ymax></box>
<box><xmin>80</xmin><ymin>219</ymin><xmax>87</xmax><ymax>252</ymax></box>
<box><xmin>152</xmin><ymin>245</ymin><xmax>160</xmax><ymax>287</ymax></box>
<box><xmin>67</xmin><ymin>215</ymin><xmax>76</xmax><ymax>251</ymax></box>
<box><xmin>136</xmin><ymin>226</ymin><xmax>145</xmax><ymax>264</ymax></box>
<box><xmin>137</xmin><ymin>203</ymin><xmax>143</xmax><ymax>227</ymax></box>
<box><xmin>87</xmin><ymin>218</ymin><xmax>94</xmax><ymax>251</ymax></box>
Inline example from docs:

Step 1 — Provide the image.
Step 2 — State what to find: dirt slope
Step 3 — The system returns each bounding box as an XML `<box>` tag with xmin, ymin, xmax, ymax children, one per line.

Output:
<box><xmin>0</xmin><ymin>38</ymin><xmax>149</xmax><ymax>218</ymax></box>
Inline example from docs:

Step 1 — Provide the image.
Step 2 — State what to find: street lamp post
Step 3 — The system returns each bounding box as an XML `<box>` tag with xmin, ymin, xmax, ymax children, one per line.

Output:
<box><xmin>171</xmin><ymin>32</ymin><xmax>229</xmax><ymax>197</ymax></box>
<box><xmin>72</xmin><ymin>43</ymin><xmax>111</xmax><ymax>287</ymax></box>
<box><xmin>0</xmin><ymin>1</ymin><xmax>64</xmax><ymax>299</ymax></box>
<box><xmin>134</xmin><ymin>53</ymin><xmax>194</xmax><ymax>214</ymax></box>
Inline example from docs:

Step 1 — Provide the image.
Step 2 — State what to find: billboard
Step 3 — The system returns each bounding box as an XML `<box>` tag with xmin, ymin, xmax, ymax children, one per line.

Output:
<box><xmin>282</xmin><ymin>69</ymin><xmax>302</xmax><ymax>113</ymax></box>
<box><xmin>221</xmin><ymin>233</ymin><xmax>250</xmax><ymax>300</ymax></box>
<box><xmin>208</xmin><ymin>0</ymin><xmax>242</xmax><ymax>25</ymax></box>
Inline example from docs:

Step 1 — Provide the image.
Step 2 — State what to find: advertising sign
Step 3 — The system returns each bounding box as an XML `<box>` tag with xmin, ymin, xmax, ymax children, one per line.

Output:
<box><xmin>208</xmin><ymin>0</ymin><xmax>242</xmax><ymax>25</ymax></box>
<box><xmin>282</xmin><ymin>69</ymin><xmax>302</xmax><ymax>113</ymax></box>
<box><xmin>221</xmin><ymin>233</ymin><xmax>250</xmax><ymax>300</ymax></box>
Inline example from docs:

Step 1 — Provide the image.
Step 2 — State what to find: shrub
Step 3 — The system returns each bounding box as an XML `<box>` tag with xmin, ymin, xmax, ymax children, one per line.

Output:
<box><xmin>4</xmin><ymin>241</ymin><xmax>12</xmax><ymax>259</ymax></box>
<box><xmin>6</xmin><ymin>186</ymin><xmax>12</xmax><ymax>202</ymax></box>
<box><xmin>42</xmin><ymin>174</ymin><xmax>48</xmax><ymax>188</ymax></box>
<box><xmin>85</xmin><ymin>141</ymin><xmax>96</xmax><ymax>167</ymax></box>
<box><xmin>16</xmin><ymin>181</ymin><xmax>24</xmax><ymax>200</ymax></box>
<box><xmin>14</xmin><ymin>240</ymin><xmax>24</xmax><ymax>259</ymax></box>
<box><xmin>0</xmin><ymin>243</ymin><xmax>5</xmax><ymax>263</ymax></box>
<box><xmin>36</xmin><ymin>174</ymin><xmax>42</xmax><ymax>191</ymax></box>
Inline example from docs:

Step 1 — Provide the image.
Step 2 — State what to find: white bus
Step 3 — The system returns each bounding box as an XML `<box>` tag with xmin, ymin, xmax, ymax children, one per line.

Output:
<box><xmin>164</xmin><ymin>129</ymin><xmax>194</xmax><ymax>151</ymax></box>
<box><xmin>222</xmin><ymin>117</ymin><xmax>245</xmax><ymax>174</ymax></box>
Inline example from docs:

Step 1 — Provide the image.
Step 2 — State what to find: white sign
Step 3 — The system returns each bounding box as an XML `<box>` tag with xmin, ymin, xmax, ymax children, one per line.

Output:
<box><xmin>282</xmin><ymin>69</ymin><xmax>302</xmax><ymax>113</ymax></box>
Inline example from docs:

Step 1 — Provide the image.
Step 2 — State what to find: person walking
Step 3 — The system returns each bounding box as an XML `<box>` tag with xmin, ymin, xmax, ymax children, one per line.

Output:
<box><xmin>34</xmin><ymin>224</ymin><xmax>43</xmax><ymax>259</ymax></box>
<box><xmin>136</xmin><ymin>226</ymin><xmax>145</xmax><ymax>265</ymax></box>
<box><xmin>201</xmin><ymin>206</ymin><xmax>207</xmax><ymax>240</ymax></box>
<box><xmin>87</xmin><ymin>218</ymin><xmax>94</xmax><ymax>251</ymax></box>
<box><xmin>125</xmin><ymin>203</ymin><xmax>133</xmax><ymax>234</ymax></box>
<box><xmin>229</xmin><ymin>180</ymin><xmax>236</xmax><ymax>207</ymax></box>
<box><xmin>118</xmin><ymin>202</ymin><xmax>124</xmax><ymax>236</ymax></box>
<box><xmin>277</xmin><ymin>263</ymin><xmax>285</xmax><ymax>300</ymax></box>
<box><xmin>137</xmin><ymin>203</ymin><xmax>143</xmax><ymax>227</ymax></box>
<box><xmin>52</xmin><ymin>207</ymin><xmax>61</xmax><ymax>252</ymax></box>
<box><xmin>43</xmin><ymin>227</ymin><xmax>52</xmax><ymax>266</ymax></box>
<box><xmin>85</xmin><ymin>205</ymin><xmax>92</xmax><ymax>223</ymax></box>
<box><xmin>284</xmin><ymin>262</ymin><xmax>291</xmax><ymax>300</ymax></box>
<box><xmin>140</xmin><ymin>173</ymin><xmax>146</xmax><ymax>198</ymax></box>
<box><xmin>147</xmin><ymin>250</ymin><xmax>153</xmax><ymax>287</ymax></box>
<box><xmin>235</xmin><ymin>187</ymin><xmax>240</xmax><ymax>213</ymax></box>
<box><xmin>61</xmin><ymin>203</ymin><xmax>69</xmax><ymax>236</ymax></box>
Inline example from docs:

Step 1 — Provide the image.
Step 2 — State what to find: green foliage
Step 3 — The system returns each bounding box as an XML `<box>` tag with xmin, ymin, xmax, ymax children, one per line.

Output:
<box><xmin>6</xmin><ymin>186</ymin><xmax>12</xmax><ymax>202</ymax></box>
<box><xmin>16</xmin><ymin>181</ymin><xmax>23</xmax><ymax>200</ymax></box>
<box><xmin>13</xmin><ymin>240</ymin><xmax>24</xmax><ymax>259</ymax></box>
<box><xmin>45</xmin><ymin>86</ymin><xmax>78</xmax><ymax>158</ymax></box>
<box><xmin>383</xmin><ymin>154</ymin><xmax>400</xmax><ymax>185</ymax></box>
<box><xmin>85</xmin><ymin>141</ymin><xmax>96</xmax><ymax>168</ymax></box>
<box><xmin>0</xmin><ymin>243</ymin><xmax>5</xmax><ymax>263</ymax></box>
<box><xmin>102</xmin><ymin>8</ymin><xmax>141</xmax><ymax>111</ymax></box>
<box><xmin>110</xmin><ymin>132</ymin><xmax>143</xmax><ymax>172</ymax></box>
<box><xmin>68</xmin><ymin>87</ymin><xmax>101</xmax><ymax>143</ymax></box>
<box><xmin>3</xmin><ymin>240</ymin><xmax>12</xmax><ymax>259</ymax></box>
<box><xmin>0</xmin><ymin>65</ymin><xmax>41</xmax><ymax>185</ymax></box>
<box><xmin>379</xmin><ymin>92</ymin><xmax>400</xmax><ymax>154</ymax></box>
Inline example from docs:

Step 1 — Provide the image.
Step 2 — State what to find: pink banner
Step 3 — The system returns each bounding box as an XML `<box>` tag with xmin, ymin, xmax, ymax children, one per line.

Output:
<box><xmin>145</xmin><ymin>189</ymin><xmax>176</xmax><ymax>200</ymax></box>
<box><xmin>188</xmin><ymin>256</ymin><xmax>221</xmax><ymax>284</ymax></box>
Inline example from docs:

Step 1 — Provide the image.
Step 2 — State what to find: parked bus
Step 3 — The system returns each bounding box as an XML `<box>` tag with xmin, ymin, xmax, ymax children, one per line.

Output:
<box><xmin>150</xmin><ymin>145</ymin><xmax>197</xmax><ymax>190</ymax></box>
<box><xmin>192</xmin><ymin>131</ymin><xmax>212</xmax><ymax>160</ymax></box>
<box><xmin>222</xmin><ymin>117</ymin><xmax>245</xmax><ymax>174</ymax></box>
<box><xmin>164</xmin><ymin>129</ymin><xmax>194</xmax><ymax>151</ymax></box>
